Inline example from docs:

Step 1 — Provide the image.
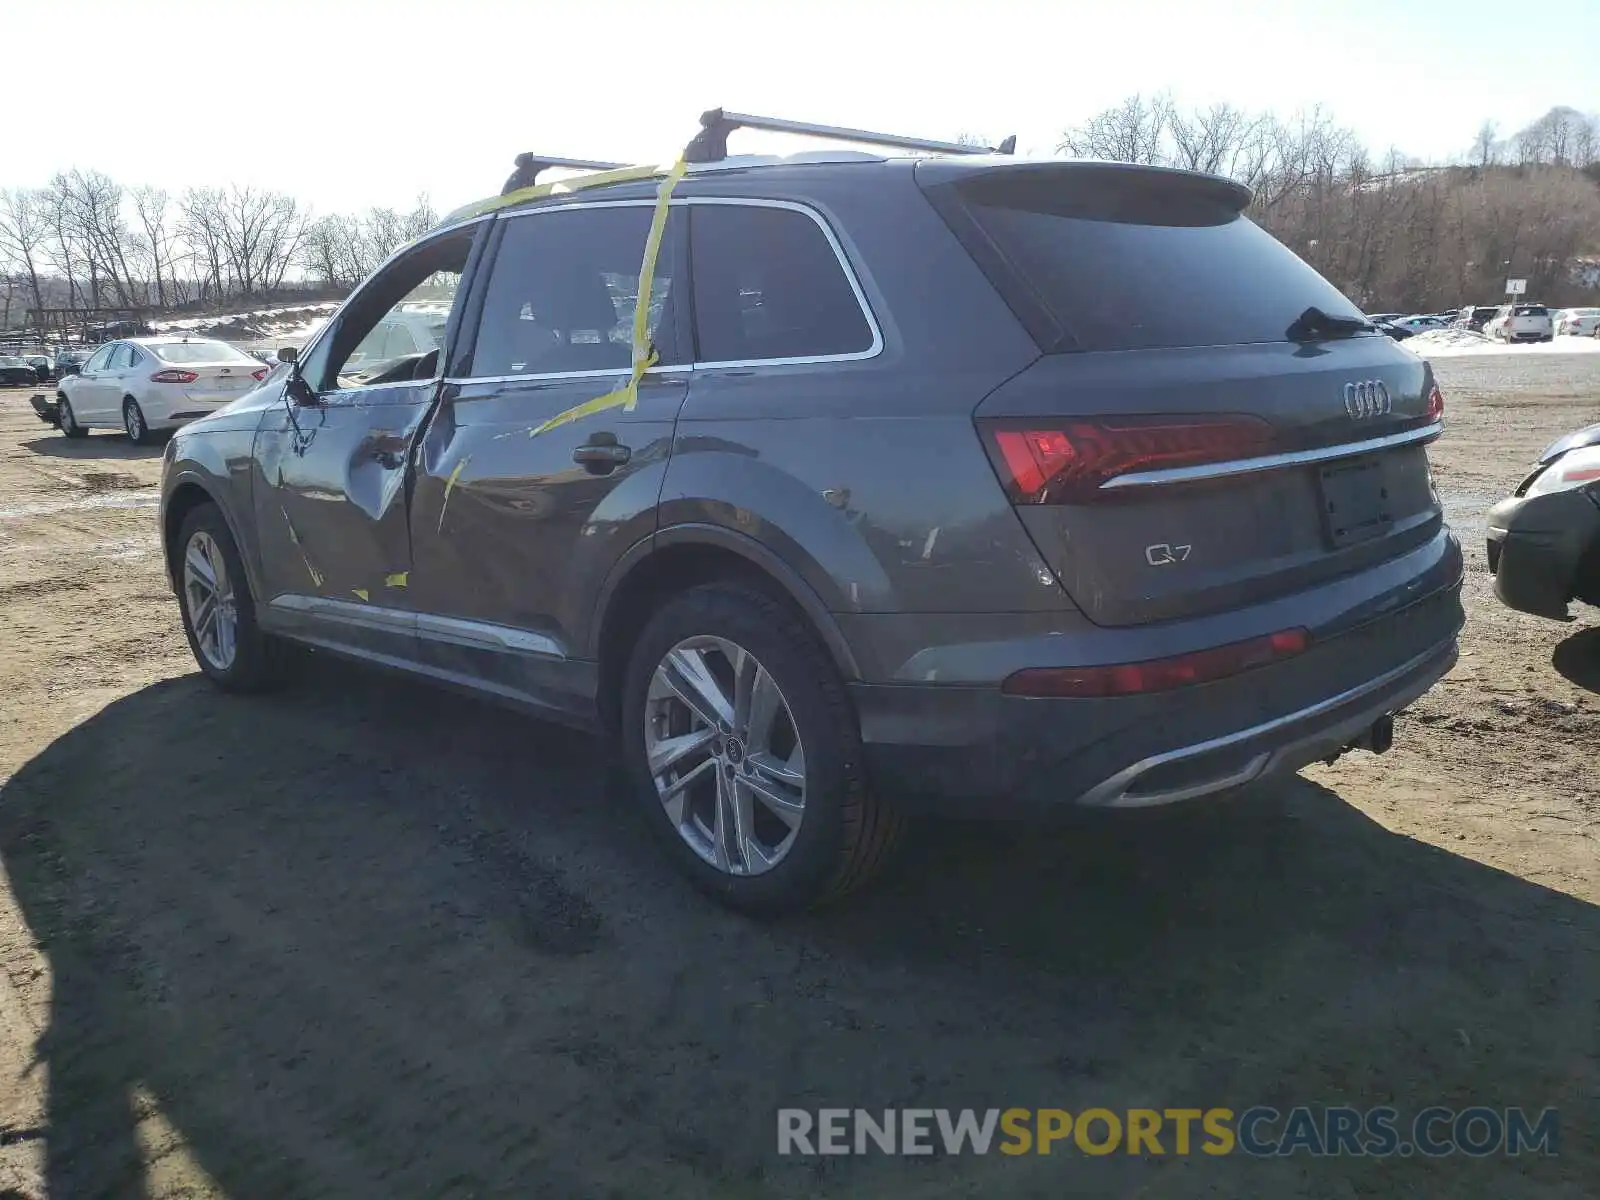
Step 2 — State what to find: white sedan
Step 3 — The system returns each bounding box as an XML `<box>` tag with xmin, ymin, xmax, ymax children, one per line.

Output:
<box><xmin>56</xmin><ymin>337</ymin><xmax>269</xmax><ymax>444</ymax></box>
<box><xmin>1554</xmin><ymin>308</ymin><xmax>1600</xmax><ymax>337</ymax></box>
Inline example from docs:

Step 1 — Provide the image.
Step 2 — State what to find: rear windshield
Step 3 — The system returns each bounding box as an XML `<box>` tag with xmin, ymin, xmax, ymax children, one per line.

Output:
<box><xmin>152</xmin><ymin>340</ymin><xmax>253</xmax><ymax>364</ymax></box>
<box><xmin>930</xmin><ymin>168</ymin><xmax>1367</xmax><ymax>352</ymax></box>
<box><xmin>1512</xmin><ymin>305</ymin><xmax>1548</xmax><ymax>317</ymax></box>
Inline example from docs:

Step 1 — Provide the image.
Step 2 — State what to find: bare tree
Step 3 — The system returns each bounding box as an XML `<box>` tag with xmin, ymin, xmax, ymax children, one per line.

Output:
<box><xmin>0</xmin><ymin>188</ymin><xmax>50</xmax><ymax>322</ymax></box>
<box><xmin>128</xmin><ymin>186</ymin><xmax>181</xmax><ymax>308</ymax></box>
<box><xmin>1472</xmin><ymin>120</ymin><xmax>1498</xmax><ymax>168</ymax></box>
<box><xmin>1059</xmin><ymin>93</ymin><xmax>1170</xmax><ymax>164</ymax></box>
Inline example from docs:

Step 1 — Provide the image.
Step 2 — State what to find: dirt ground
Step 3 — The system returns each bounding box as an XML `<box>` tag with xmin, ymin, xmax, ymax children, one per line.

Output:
<box><xmin>0</xmin><ymin>356</ymin><xmax>1593</xmax><ymax>1199</ymax></box>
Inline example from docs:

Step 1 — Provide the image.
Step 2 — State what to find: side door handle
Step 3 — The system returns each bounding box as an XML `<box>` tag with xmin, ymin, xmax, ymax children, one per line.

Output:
<box><xmin>572</xmin><ymin>431</ymin><xmax>631</xmax><ymax>474</ymax></box>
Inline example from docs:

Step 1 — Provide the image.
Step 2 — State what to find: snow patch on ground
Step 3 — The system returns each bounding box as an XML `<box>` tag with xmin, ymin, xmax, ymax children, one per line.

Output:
<box><xmin>150</xmin><ymin>301</ymin><xmax>340</xmax><ymax>347</ymax></box>
<box><xmin>1405</xmin><ymin>329</ymin><xmax>1600</xmax><ymax>358</ymax></box>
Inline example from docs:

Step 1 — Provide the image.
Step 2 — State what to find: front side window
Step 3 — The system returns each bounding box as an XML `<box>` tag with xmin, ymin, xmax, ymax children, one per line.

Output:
<box><xmin>466</xmin><ymin>206</ymin><xmax>681</xmax><ymax>378</ymax></box>
<box><xmin>306</xmin><ymin>230</ymin><xmax>471</xmax><ymax>392</ymax></box>
<box><xmin>689</xmin><ymin>204</ymin><xmax>874</xmax><ymax>364</ymax></box>
<box><xmin>83</xmin><ymin>346</ymin><xmax>113</xmax><ymax>373</ymax></box>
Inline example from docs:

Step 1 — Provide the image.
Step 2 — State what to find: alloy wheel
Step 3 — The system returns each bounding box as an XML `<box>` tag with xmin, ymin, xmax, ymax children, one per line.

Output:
<box><xmin>643</xmin><ymin>635</ymin><xmax>806</xmax><ymax>876</ymax></box>
<box><xmin>183</xmin><ymin>530</ymin><xmax>238</xmax><ymax>670</ymax></box>
<box><xmin>125</xmin><ymin>403</ymin><xmax>143</xmax><ymax>441</ymax></box>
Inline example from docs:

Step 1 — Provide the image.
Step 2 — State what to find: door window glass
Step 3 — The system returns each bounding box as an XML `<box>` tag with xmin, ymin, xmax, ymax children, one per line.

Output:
<box><xmin>465</xmin><ymin>206</ymin><xmax>681</xmax><ymax>378</ymax></box>
<box><xmin>315</xmin><ymin>230</ymin><xmax>471</xmax><ymax>392</ymax></box>
<box><xmin>83</xmin><ymin>346</ymin><xmax>113</xmax><ymax>373</ymax></box>
<box><xmin>689</xmin><ymin>205</ymin><xmax>873</xmax><ymax>363</ymax></box>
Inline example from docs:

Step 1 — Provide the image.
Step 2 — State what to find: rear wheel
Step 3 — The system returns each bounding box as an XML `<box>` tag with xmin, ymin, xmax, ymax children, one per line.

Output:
<box><xmin>123</xmin><ymin>397</ymin><xmax>152</xmax><ymax>445</ymax></box>
<box><xmin>176</xmin><ymin>503</ymin><xmax>281</xmax><ymax>692</ymax></box>
<box><xmin>620</xmin><ymin>581</ymin><xmax>902</xmax><ymax>915</ymax></box>
<box><xmin>57</xmin><ymin>394</ymin><xmax>87</xmax><ymax>439</ymax></box>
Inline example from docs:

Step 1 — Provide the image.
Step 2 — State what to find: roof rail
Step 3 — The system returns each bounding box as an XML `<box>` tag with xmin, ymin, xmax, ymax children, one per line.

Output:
<box><xmin>683</xmin><ymin>109</ymin><xmax>1016</xmax><ymax>163</ymax></box>
<box><xmin>502</xmin><ymin>153</ymin><xmax>630</xmax><ymax>194</ymax></box>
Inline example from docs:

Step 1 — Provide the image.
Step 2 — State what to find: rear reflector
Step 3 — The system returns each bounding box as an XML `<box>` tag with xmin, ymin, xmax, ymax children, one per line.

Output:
<box><xmin>979</xmin><ymin>416</ymin><xmax>1273</xmax><ymax>504</ymax></box>
<box><xmin>150</xmin><ymin>369</ymin><xmax>198</xmax><ymax>384</ymax></box>
<box><xmin>1001</xmin><ymin>627</ymin><xmax>1310</xmax><ymax>697</ymax></box>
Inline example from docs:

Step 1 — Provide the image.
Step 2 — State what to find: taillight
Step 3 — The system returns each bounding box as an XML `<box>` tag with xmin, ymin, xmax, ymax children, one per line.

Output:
<box><xmin>252</xmin><ymin>368</ymin><xmax>269</xmax><ymax>381</ymax></box>
<box><xmin>1425</xmin><ymin>383</ymin><xmax>1445</xmax><ymax>421</ymax></box>
<box><xmin>979</xmin><ymin>416</ymin><xmax>1273</xmax><ymax>504</ymax></box>
<box><xmin>150</xmin><ymin>369</ymin><xmax>198</xmax><ymax>383</ymax></box>
<box><xmin>1001</xmin><ymin>628</ymin><xmax>1310</xmax><ymax>698</ymax></box>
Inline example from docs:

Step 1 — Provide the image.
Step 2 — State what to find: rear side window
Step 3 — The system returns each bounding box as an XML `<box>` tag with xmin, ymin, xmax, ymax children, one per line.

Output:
<box><xmin>467</xmin><ymin>206</ymin><xmax>681</xmax><ymax>377</ymax></box>
<box><xmin>689</xmin><ymin>205</ymin><xmax>874</xmax><ymax>364</ymax></box>
<box><xmin>928</xmin><ymin>167</ymin><xmax>1367</xmax><ymax>353</ymax></box>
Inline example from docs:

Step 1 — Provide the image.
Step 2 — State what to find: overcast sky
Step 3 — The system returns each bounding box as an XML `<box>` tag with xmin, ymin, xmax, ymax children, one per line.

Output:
<box><xmin>7</xmin><ymin>0</ymin><xmax>1596</xmax><ymax>216</ymax></box>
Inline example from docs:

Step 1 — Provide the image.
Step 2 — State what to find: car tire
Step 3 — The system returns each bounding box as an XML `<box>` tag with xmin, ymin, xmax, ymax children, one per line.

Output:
<box><xmin>175</xmin><ymin>502</ymin><xmax>283</xmax><ymax>693</ymax></box>
<box><xmin>57</xmin><ymin>394</ymin><xmax>87</xmax><ymax>439</ymax></box>
<box><xmin>123</xmin><ymin>397</ymin><xmax>153</xmax><ymax>445</ymax></box>
<box><xmin>620</xmin><ymin>581</ymin><xmax>903</xmax><ymax>915</ymax></box>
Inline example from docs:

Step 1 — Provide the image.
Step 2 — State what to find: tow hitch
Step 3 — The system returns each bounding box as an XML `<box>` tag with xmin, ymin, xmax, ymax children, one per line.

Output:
<box><xmin>1324</xmin><ymin>714</ymin><xmax>1395</xmax><ymax>765</ymax></box>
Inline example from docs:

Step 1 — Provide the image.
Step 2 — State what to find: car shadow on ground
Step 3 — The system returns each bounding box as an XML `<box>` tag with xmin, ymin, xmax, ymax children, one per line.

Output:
<box><xmin>20</xmin><ymin>434</ymin><xmax>165</xmax><ymax>460</ymax></box>
<box><xmin>1551</xmin><ymin>625</ymin><xmax>1600</xmax><ymax>694</ymax></box>
<box><xmin>0</xmin><ymin>657</ymin><xmax>1592</xmax><ymax>1199</ymax></box>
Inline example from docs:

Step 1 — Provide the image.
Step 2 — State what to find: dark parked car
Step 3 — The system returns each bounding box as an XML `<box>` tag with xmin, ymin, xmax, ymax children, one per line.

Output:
<box><xmin>0</xmin><ymin>356</ymin><xmax>41</xmax><ymax>386</ymax></box>
<box><xmin>1373</xmin><ymin>320</ymin><xmax>1417</xmax><ymax>341</ymax></box>
<box><xmin>158</xmin><ymin>113</ymin><xmax>1463</xmax><ymax>912</ymax></box>
<box><xmin>1454</xmin><ymin>306</ymin><xmax>1499</xmax><ymax>332</ymax></box>
<box><xmin>1487</xmin><ymin>423</ymin><xmax>1600</xmax><ymax>620</ymax></box>
<box><xmin>53</xmin><ymin>348</ymin><xmax>89</xmax><ymax>376</ymax></box>
<box><xmin>24</xmin><ymin>355</ymin><xmax>53</xmax><ymax>383</ymax></box>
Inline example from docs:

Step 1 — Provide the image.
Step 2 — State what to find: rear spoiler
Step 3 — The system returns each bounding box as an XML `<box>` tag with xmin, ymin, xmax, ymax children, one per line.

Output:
<box><xmin>913</xmin><ymin>158</ymin><xmax>1254</xmax><ymax>212</ymax></box>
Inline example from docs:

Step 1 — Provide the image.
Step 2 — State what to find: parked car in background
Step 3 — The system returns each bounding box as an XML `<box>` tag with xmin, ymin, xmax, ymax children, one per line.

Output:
<box><xmin>0</xmin><ymin>356</ymin><xmax>39</xmax><ymax>387</ymax></box>
<box><xmin>1486</xmin><ymin>304</ymin><xmax>1554</xmax><ymax>343</ymax></box>
<box><xmin>24</xmin><ymin>355</ymin><xmax>53</xmax><ymax>383</ymax></box>
<box><xmin>1373</xmin><ymin>319</ymin><xmax>1417</xmax><ymax>341</ymax></box>
<box><xmin>158</xmin><ymin>131</ymin><xmax>1462</xmax><ymax>912</ymax></box>
<box><xmin>1394</xmin><ymin>314</ymin><xmax>1448</xmax><ymax>332</ymax></box>
<box><xmin>1366</xmin><ymin>312</ymin><xmax>1403</xmax><ymax>324</ymax></box>
<box><xmin>1553</xmin><ymin>307</ymin><xmax>1600</xmax><ymax>337</ymax></box>
<box><xmin>1452</xmin><ymin>305</ymin><xmax>1500</xmax><ymax>332</ymax></box>
<box><xmin>56</xmin><ymin>337</ymin><xmax>269</xmax><ymax>444</ymax></box>
<box><xmin>53</xmin><ymin>348</ymin><xmax>89</xmax><ymax>376</ymax></box>
<box><xmin>1488</xmin><ymin>421</ymin><xmax>1600</xmax><ymax>620</ymax></box>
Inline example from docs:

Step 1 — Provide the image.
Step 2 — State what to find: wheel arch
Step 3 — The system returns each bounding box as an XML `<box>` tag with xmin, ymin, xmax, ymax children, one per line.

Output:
<box><xmin>161</xmin><ymin>472</ymin><xmax>261</xmax><ymax>602</ymax></box>
<box><xmin>590</xmin><ymin>524</ymin><xmax>863</xmax><ymax>734</ymax></box>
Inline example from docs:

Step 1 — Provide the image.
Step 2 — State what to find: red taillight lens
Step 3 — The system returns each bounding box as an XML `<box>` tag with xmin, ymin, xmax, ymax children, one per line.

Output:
<box><xmin>1425</xmin><ymin>383</ymin><xmax>1445</xmax><ymax>421</ymax></box>
<box><xmin>980</xmin><ymin>416</ymin><xmax>1273</xmax><ymax>504</ymax></box>
<box><xmin>1002</xmin><ymin>628</ymin><xmax>1310</xmax><ymax>698</ymax></box>
<box><xmin>252</xmin><ymin>368</ymin><xmax>269</xmax><ymax>381</ymax></box>
<box><xmin>150</xmin><ymin>369</ymin><xmax>198</xmax><ymax>383</ymax></box>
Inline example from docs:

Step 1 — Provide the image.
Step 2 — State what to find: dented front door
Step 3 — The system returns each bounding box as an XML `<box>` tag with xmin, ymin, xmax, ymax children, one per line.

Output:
<box><xmin>252</xmin><ymin>379</ymin><xmax>434</xmax><ymax>661</ymax></box>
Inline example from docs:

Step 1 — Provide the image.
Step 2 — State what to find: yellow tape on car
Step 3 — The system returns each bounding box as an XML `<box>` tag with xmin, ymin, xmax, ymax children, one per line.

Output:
<box><xmin>529</xmin><ymin>155</ymin><xmax>690</xmax><ymax>438</ymax></box>
<box><xmin>438</xmin><ymin>163</ymin><xmax>670</xmax><ymax>229</ymax></box>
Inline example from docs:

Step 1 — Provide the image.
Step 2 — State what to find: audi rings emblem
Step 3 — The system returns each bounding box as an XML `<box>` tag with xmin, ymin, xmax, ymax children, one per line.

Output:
<box><xmin>1343</xmin><ymin>380</ymin><xmax>1391</xmax><ymax>419</ymax></box>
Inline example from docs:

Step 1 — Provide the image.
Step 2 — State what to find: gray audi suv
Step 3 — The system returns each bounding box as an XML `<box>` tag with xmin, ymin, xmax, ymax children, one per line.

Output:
<box><xmin>159</xmin><ymin>118</ymin><xmax>1463</xmax><ymax>912</ymax></box>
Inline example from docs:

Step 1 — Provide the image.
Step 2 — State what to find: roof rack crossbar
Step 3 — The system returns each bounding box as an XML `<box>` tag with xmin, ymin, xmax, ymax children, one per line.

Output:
<box><xmin>684</xmin><ymin>109</ymin><xmax>1016</xmax><ymax>163</ymax></box>
<box><xmin>502</xmin><ymin>154</ymin><xmax>631</xmax><ymax>194</ymax></box>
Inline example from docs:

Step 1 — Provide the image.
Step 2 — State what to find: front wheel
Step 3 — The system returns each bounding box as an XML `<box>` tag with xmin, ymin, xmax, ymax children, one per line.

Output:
<box><xmin>620</xmin><ymin>582</ymin><xmax>903</xmax><ymax>915</ymax></box>
<box><xmin>176</xmin><ymin>503</ymin><xmax>282</xmax><ymax>692</ymax></box>
<box><xmin>57</xmin><ymin>395</ymin><xmax>87</xmax><ymax>438</ymax></box>
<box><xmin>123</xmin><ymin>398</ymin><xmax>153</xmax><ymax>445</ymax></box>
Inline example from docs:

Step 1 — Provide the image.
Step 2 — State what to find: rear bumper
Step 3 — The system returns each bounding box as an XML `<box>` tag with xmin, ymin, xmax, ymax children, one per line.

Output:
<box><xmin>1487</xmin><ymin>487</ymin><xmax>1600</xmax><ymax>620</ymax></box>
<box><xmin>850</xmin><ymin>562</ymin><xmax>1463</xmax><ymax>817</ymax></box>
